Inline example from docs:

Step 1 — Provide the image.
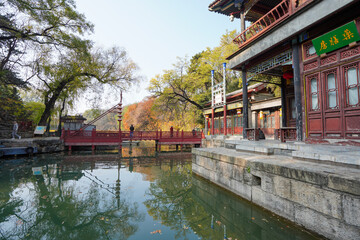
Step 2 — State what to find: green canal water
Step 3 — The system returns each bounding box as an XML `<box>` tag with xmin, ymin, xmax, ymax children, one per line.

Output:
<box><xmin>0</xmin><ymin>145</ymin><xmax>323</xmax><ymax>240</ymax></box>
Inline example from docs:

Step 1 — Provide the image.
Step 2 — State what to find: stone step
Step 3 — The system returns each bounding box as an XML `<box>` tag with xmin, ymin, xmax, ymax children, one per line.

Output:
<box><xmin>219</xmin><ymin>139</ymin><xmax>360</xmax><ymax>167</ymax></box>
<box><xmin>235</xmin><ymin>144</ymin><xmax>274</xmax><ymax>155</ymax></box>
<box><xmin>292</xmin><ymin>150</ymin><xmax>360</xmax><ymax>166</ymax></box>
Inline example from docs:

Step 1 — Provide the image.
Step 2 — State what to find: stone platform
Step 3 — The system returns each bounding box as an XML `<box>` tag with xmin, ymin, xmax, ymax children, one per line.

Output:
<box><xmin>0</xmin><ymin>137</ymin><xmax>64</xmax><ymax>154</ymax></box>
<box><xmin>203</xmin><ymin>136</ymin><xmax>360</xmax><ymax>167</ymax></box>
<box><xmin>193</xmin><ymin>138</ymin><xmax>360</xmax><ymax>240</ymax></box>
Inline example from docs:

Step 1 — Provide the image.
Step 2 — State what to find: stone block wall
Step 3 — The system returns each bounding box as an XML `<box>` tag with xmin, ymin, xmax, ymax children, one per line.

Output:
<box><xmin>1</xmin><ymin>138</ymin><xmax>64</xmax><ymax>153</ymax></box>
<box><xmin>192</xmin><ymin>148</ymin><xmax>360</xmax><ymax>240</ymax></box>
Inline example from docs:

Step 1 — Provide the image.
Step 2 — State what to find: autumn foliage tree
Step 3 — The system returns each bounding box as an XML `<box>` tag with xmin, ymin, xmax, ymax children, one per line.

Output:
<box><xmin>122</xmin><ymin>97</ymin><xmax>160</xmax><ymax>131</ymax></box>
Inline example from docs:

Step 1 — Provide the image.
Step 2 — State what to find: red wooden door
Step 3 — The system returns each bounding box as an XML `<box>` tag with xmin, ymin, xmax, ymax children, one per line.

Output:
<box><xmin>342</xmin><ymin>62</ymin><xmax>360</xmax><ymax>139</ymax></box>
<box><xmin>306</xmin><ymin>61</ymin><xmax>360</xmax><ymax>139</ymax></box>
<box><xmin>321</xmin><ymin>68</ymin><xmax>343</xmax><ymax>138</ymax></box>
<box><xmin>306</xmin><ymin>73</ymin><xmax>323</xmax><ymax>138</ymax></box>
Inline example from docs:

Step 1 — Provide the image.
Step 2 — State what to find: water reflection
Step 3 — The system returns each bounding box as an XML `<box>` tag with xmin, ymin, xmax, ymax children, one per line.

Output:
<box><xmin>144</xmin><ymin>162</ymin><xmax>321</xmax><ymax>240</ymax></box>
<box><xmin>0</xmin><ymin>146</ymin><xmax>322</xmax><ymax>240</ymax></box>
<box><xmin>0</xmin><ymin>156</ymin><xmax>143</xmax><ymax>239</ymax></box>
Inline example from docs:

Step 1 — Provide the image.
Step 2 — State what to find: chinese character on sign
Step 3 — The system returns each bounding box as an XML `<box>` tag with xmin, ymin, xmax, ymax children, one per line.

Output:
<box><xmin>320</xmin><ymin>40</ymin><xmax>327</xmax><ymax>51</ymax></box>
<box><xmin>312</xmin><ymin>22</ymin><xmax>360</xmax><ymax>55</ymax></box>
<box><xmin>343</xmin><ymin>29</ymin><xmax>354</xmax><ymax>40</ymax></box>
<box><xmin>329</xmin><ymin>35</ymin><xmax>339</xmax><ymax>46</ymax></box>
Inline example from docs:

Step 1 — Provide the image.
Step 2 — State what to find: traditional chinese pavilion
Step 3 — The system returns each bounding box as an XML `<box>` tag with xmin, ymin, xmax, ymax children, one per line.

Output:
<box><xmin>61</xmin><ymin>115</ymin><xmax>95</xmax><ymax>131</ymax></box>
<box><xmin>203</xmin><ymin>82</ymin><xmax>283</xmax><ymax>139</ymax></box>
<box><xmin>208</xmin><ymin>0</ymin><xmax>360</xmax><ymax>144</ymax></box>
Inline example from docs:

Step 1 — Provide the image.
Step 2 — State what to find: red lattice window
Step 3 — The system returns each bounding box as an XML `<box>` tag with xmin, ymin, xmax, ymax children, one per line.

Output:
<box><xmin>308</xmin><ymin>75</ymin><xmax>320</xmax><ymax>111</ymax></box>
<box><xmin>303</xmin><ymin>42</ymin><xmax>317</xmax><ymax>61</ymax></box>
<box><xmin>324</xmin><ymin>70</ymin><xmax>338</xmax><ymax>109</ymax></box>
<box><xmin>344</xmin><ymin>63</ymin><xmax>360</xmax><ymax>107</ymax></box>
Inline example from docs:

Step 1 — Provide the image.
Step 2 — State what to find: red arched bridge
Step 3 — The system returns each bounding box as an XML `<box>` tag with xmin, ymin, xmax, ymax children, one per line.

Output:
<box><xmin>60</xmin><ymin>94</ymin><xmax>203</xmax><ymax>150</ymax></box>
<box><xmin>61</xmin><ymin>129</ymin><xmax>203</xmax><ymax>150</ymax></box>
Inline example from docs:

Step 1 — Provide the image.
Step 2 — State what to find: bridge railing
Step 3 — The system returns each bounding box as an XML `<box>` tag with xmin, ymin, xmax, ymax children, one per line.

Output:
<box><xmin>125</xmin><ymin>131</ymin><xmax>159</xmax><ymax>139</ymax></box>
<box><xmin>62</xmin><ymin>129</ymin><xmax>202</xmax><ymax>141</ymax></box>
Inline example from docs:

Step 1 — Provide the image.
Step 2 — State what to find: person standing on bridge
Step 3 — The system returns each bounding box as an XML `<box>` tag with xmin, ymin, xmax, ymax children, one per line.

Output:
<box><xmin>170</xmin><ymin>126</ymin><xmax>173</xmax><ymax>137</ymax></box>
<box><xmin>12</xmin><ymin>121</ymin><xmax>21</xmax><ymax>139</ymax></box>
<box><xmin>130</xmin><ymin>124</ymin><xmax>134</xmax><ymax>138</ymax></box>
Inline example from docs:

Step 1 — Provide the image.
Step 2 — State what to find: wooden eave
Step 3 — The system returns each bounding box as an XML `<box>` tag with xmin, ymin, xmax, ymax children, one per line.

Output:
<box><xmin>209</xmin><ymin>0</ymin><xmax>280</xmax><ymax>22</ymax></box>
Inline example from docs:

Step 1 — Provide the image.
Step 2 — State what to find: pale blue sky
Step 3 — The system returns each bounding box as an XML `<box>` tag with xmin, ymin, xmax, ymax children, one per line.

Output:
<box><xmin>75</xmin><ymin>0</ymin><xmax>239</xmax><ymax>111</ymax></box>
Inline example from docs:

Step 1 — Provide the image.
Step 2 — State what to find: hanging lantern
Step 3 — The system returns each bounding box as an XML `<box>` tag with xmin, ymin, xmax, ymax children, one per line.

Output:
<box><xmin>259</xmin><ymin>110</ymin><xmax>264</xmax><ymax>120</ymax></box>
<box><xmin>237</xmin><ymin>109</ymin><xmax>242</xmax><ymax>116</ymax></box>
<box><xmin>282</xmin><ymin>71</ymin><xmax>294</xmax><ymax>80</ymax></box>
<box><xmin>279</xmin><ymin>108</ymin><xmax>282</xmax><ymax>117</ymax></box>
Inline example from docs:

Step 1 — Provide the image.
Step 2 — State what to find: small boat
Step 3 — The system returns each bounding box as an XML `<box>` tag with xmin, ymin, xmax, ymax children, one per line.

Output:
<box><xmin>0</xmin><ymin>145</ymin><xmax>38</xmax><ymax>157</ymax></box>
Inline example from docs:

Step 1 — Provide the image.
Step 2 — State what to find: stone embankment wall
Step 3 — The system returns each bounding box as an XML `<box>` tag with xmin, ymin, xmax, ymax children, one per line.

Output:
<box><xmin>192</xmin><ymin>146</ymin><xmax>360</xmax><ymax>240</ymax></box>
<box><xmin>1</xmin><ymin>137</ymin><xmax>64</xmax><ymax>153</ymax></box>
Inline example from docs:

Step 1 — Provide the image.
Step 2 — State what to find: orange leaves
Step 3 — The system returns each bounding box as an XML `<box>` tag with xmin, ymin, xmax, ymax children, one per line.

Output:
<box><xmin>150</xmin><ymin>229</ymin><xmax>162</xmax><ymax>235</ymax></box>
<box><xmin>122</xmin><ymin>97</ymin><xmax>160</xmax><ymax>131</ymax></box>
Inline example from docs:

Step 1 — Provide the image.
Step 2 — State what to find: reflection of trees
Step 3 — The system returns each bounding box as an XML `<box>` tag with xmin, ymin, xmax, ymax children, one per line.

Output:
<box><xmin>144</xmin><ymin>162</ymin><xmax>322</xmax><ymax>240</ymax></box>
<box><xmin>144</xmin><ymin>164</ymin><xmax>192</xmax><ymax>239</ymax></box>
<box><xmin>0</xmin><ymin>161</ymin><xmax>33</xmax><ymax>238</ymax></box>
<box><xmin>144</xmin><ymin>163</ymin><xmax>225</xmax><ymax>240</ymax></box>
<box><xmin>0</xmin><ymin>161</ymin><xmax>144</xmax><ymax>240</ymax></box>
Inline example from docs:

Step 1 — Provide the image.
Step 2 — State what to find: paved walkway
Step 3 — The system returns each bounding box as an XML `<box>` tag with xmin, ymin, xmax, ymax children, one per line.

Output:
<box><xmin>206</xmin><ymin>136</ymin><xmax>360</xmax><ymax>167</ymax></box>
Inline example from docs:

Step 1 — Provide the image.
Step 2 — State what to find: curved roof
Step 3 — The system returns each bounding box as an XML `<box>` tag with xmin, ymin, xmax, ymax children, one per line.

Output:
<box><xmin>208</xmin><ymin>0</ymin><xmax>281</xmax><ymax>22</ymax></box>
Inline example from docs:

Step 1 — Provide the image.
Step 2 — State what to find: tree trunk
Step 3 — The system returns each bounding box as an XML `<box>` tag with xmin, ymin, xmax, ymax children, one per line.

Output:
<box><xmin>38</xmin><ymin>78</ymin><xmax>72</xmax><ymax>126</ymax></box>
<box><xmin>57</xmin><ymin>98</ymin><xmax>66</xmax><ymax>136</ymax></box>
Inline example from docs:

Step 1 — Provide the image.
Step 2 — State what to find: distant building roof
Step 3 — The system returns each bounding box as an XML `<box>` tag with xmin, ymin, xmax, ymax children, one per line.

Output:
<box><xmin>61</xmin><ymin>115</ymin><xmax>87</xmax><ymax>122</ymax></box>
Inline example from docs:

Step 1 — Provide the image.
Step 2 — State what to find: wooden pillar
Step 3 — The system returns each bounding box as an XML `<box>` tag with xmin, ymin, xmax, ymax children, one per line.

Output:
<box><xmin>224</xmin><ymin>104</ymin><xmax>227</xmax><ymax>136</ymax></box>
<box><xmin>292</xmin><ymin>39</ymin><xmax>303</xmax><ymax>141</ymax></box>
<box><xmin>205</xmin><ymin>118</ymin><xmax>208</xmax><ymax>135</ymax></box>
<box><xmin>240</xmin><ymin>6</ymin><xmax>245</xmax><ymax>34</ymax></box>
<box><xmin>281</xmin><ymin>77</ymin><xmax>287</xmax><ymax>128</ymax></box>
<box><xmin>223</xmin><ymin>63</ymin><xmax>227</xmax><ymax>136</ymax></box>
<box><xmin>211</xmin><ymin>108</ymin><xmax>215</xmax><ymax>135</ymax></box>
<box><xmin>242</xmin><ymin>65</ymin><xmax>248</xmax><ymax>139</ymax></box>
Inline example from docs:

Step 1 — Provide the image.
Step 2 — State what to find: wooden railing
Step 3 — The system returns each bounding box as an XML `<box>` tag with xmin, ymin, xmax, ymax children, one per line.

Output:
<box><xmin>246</xmin><ymin>128</ymin><xmax>260</xmax><ymax>141</ymax></box>
<box><xmin>61</xmin><ymin>129</ymin><xmax>203</xmax><ymax>146</ymax></box>
<box><xmin>233</xmin><ymin>0</ymin><xmax>316</xmax><ymax>49</ymax></box>
<box><xmin>279</xmin><ymin>127</ymin><xmax>297</xmax><ymax>142</ymax></box>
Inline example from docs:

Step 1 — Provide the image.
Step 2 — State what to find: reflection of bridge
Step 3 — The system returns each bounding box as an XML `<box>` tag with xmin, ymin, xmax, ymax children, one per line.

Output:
<box><xmin>61</xmin><ymin>130</ymin><xmax>202</xmax><ymax>151</ymax></box>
